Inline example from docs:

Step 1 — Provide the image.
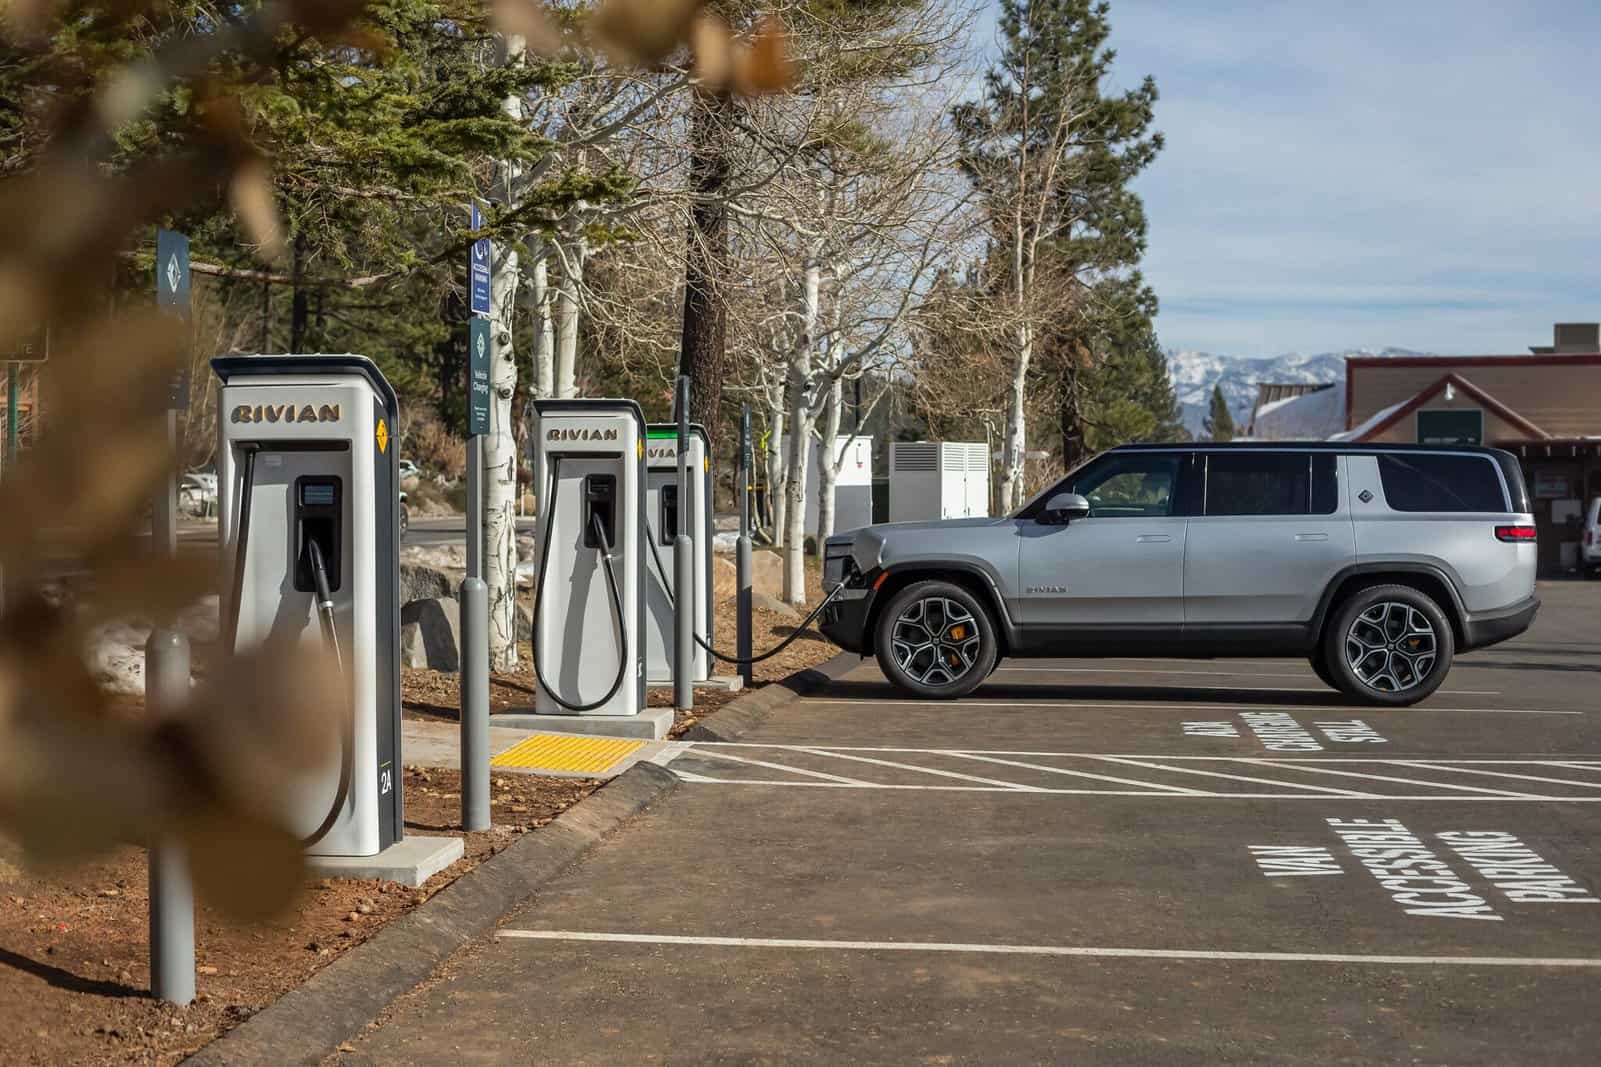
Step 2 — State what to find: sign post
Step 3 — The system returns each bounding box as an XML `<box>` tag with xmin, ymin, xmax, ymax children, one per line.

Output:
<box><xmin>673</xmin><ymin>376</ymin><xmax>695</xmax><ymax>714</ymax></box>
<box><xmin>459</xmin><ymin>203</ymin><xmax>491</xmax><ymax>833</ymax></box>
<box><xmin>737</xmin><ymin>406</ymin><xmax>754</xmax><ymax>686</ymax></box>
<box><xmin>149</xmin><ymin>227</ymin><xmax>194</xmax><ymax>1006</ymax></box>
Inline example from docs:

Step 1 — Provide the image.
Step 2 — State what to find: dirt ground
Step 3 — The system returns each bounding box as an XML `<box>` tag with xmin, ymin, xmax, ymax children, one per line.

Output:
<box><xmin>0</xmin><ymin>560</ymin><xmax>841</xmax><ymax>1065</ymax></box>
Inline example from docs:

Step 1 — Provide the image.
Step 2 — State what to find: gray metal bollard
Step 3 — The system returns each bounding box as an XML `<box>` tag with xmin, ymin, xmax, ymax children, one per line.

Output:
<box><xmin>674</xmin><ymin>531</ymin><xmax>695</xmax><ymax>711</ymax></box>
<box><xmin>146</xmin><ymin>627</ymin><xmax>194</xmax><ymax>1006</ymax></box>
<box><xmin>736</xmin><ymin>405</ymin><xmax>753</xmax><ymax>686</ymax></box>
<box><xmin>459</xmin><ymin>576</ymin><xmax>490</xmax><ymax>831</ymax></box>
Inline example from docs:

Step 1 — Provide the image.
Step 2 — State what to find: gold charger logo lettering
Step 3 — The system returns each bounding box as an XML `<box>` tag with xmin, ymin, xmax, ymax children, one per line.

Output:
<box><xmin>231</xmin><ymin>403</ymin><xmax>341</xmax><ymax>425</ymax></box>
<box><xmin>547</xmin><ymin>427</ymin><xmax>619</xmax><ymax>442</ymax></box>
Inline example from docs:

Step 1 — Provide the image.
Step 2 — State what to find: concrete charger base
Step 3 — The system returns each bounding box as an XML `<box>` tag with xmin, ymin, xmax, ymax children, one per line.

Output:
<box><xmin>306</xmin><ymin>836</ymin><xmax>465</xmax><ymax>888</ymax></box>
<box><xmin>495</xmin><ymin>706</ymin><xmax>674</xmax><ymax>740</ymax></box>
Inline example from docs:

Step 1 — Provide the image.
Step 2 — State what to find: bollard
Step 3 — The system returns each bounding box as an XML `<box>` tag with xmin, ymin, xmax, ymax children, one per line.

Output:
<box><xmin>736</xmin><ymin>406</ymin><xmax>753</xmax><ymax>686</ymax></box>
<box><xmin>459</xmin><ymin>576</ymin><xmax>490</xmax><ymax>831</ymax></box>
<box><xmin>146</xmin><ymin>627</ymin><xmax>194</xmax><ymax>1007</ymax></box>
<box><xmin>673</xmin><ymin>376</ymin><xmax>694</xmax><ymax>713</ymax></box>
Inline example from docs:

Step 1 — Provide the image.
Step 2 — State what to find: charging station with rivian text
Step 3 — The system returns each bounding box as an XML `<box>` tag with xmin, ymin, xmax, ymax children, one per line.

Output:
<box><xmin>528</xmin><ymin>399</ymin><xmax>652</xmax><ymax>725</ymax></box>
<box><xmin>644</xmin><ymin>423</ymin><xmax>713</xmax><ymax>686</ymax></box>
<box><xmin>214</xmin><ymin>354</ymin><xmax>461</xmax><ymax>882</ymax></box>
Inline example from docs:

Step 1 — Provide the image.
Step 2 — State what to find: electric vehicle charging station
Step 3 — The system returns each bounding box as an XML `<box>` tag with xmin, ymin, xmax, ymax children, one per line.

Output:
<box><xmin>215</xmin><ymin>355</ymin><xmax>461</xmax><ymax>882</ymax></box>
<box><xmin>644</xmin><ymin>423</ymin><xmax>713</xmax><ymax>686</ymax></box>
<box><xmin>526</xmin><ymin>398</ymin><xmax>662</xmax><ymax>732</ymax></box>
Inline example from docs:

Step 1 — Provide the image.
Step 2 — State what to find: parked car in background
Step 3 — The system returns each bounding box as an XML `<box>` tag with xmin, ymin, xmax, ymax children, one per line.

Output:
<box><xmin>179</xmin><ymin>471</ymin><xmax>217</xmax><ymax>517</ymax></box>
<box><xmin>399</xmin><ymin>490</ymin><xmax>410</xmax><ymax>537</ymax></box>
<box><xmin>823</xmin><ymin>443</ymin><xmax>1538</xmax><ymax>707</ymax></box>
<box><xmin>398</xmin><ymin>458</ymin><xmax>420</xmax><ymax>480</ymax></box>
<box><xmin>1584</xmin><ymin>497</ymin><xmax>1601</xmax><ymax>578</ymax></box>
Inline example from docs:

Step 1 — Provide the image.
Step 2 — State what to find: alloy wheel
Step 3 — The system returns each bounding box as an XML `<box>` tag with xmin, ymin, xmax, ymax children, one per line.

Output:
<box><xmin>890</xmin><ymin>596</ymin><xmax>982</xmax><ymax>687</ymax></box>
<box><xmin>1344</xmin><ymin>601</ymin><xmax>1438</xmax><ymax>693</ymax></box>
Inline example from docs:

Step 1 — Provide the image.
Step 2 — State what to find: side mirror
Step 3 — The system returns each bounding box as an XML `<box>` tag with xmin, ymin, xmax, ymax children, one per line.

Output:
<box><xmin>1042</xmin><ymin>492</ymin><xmax>1090</xmax><ymax>525</ymax></box>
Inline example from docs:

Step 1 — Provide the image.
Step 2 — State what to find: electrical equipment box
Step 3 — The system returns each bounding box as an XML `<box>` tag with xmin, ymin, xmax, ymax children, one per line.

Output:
<box><xmin>889</xmin><ymin>442</ymin><xmax>991</xmax><ymax>522</ymax></box>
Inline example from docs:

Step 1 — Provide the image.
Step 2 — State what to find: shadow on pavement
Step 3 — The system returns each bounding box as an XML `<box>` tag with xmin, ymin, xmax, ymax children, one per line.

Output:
<box><xmin>817</xmin><ymin>678</ymin><xmax>1358</xmax><ymax>707</ymax></box>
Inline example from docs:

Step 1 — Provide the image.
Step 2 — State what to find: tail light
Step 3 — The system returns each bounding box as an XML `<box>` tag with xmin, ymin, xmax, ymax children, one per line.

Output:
<box><xmin>1495</xmin><ymin>525</ymin><xmax>1537</xmax><ymax>543</ymax></box>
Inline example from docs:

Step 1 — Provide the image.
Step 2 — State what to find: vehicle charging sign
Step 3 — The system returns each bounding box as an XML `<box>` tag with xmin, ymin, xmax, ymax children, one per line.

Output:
<box><xmin>469</xmin><ymin>201</ymin><xmax>492</xmax><ymax>316</ymax></box>
<box><xmin>468</xmin><ymin>317</ymin><xmax>491</xmax><ymax>436</ymax></box>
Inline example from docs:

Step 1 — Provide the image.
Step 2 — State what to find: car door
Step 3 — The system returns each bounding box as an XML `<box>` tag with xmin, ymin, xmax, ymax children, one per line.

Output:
<box><xmin>1017</xmin><ymin>451</ymin><xmax>1188</xmax><ymax>635</ymax></box>
<box><xmin>1183</xmin><ymin>451</ymin><xmax>1355</xmax><ymax>627</ymax></box>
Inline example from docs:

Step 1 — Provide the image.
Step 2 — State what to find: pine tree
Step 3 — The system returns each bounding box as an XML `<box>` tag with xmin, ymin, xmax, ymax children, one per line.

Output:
<box><xmin>952</xmin><ymin>0</ymin><xmax>1162</xmax><ymax>508</ymax></box>
<box><xmin>1203</xmin><ymin>384</ymin><xmax>1236</xmax><ymax>442</ymax></box>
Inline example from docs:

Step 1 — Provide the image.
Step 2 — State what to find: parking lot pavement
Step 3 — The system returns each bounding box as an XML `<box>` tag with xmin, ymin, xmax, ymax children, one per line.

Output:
<box><xmin>347</xmin><ymin>581</ymin><xmax>1601</xmax><ymax>1064</ymax></box>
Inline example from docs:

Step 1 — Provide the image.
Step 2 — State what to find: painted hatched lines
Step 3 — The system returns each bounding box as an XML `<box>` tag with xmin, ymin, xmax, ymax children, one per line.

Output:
<box><xmin>491</xmin><ymin>733</ymin><xmax>645</xmax><ymax>774</ymax></box>
<box><xmin>656</xmin><ymin>743</ymin><xmax>1601</xmax><ymax>801</ymax></box>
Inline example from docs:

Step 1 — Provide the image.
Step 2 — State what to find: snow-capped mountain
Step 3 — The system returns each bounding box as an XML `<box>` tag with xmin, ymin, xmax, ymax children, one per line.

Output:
<box><xmin>1166</xmin><ymin>347</ymin><xmax>1433</xmax><ymax>435</ymax></box>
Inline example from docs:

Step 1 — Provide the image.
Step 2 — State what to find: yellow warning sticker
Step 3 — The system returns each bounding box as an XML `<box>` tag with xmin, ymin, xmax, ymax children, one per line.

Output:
<box><xmin>491</xmin><ymin>733</ymin><xmax>646</xmax><ymax>775</ymax></box>
<box><xmin>376</xmin><ymin>418</ymin><xmax>389</xmax><ymax>454</ymax></box>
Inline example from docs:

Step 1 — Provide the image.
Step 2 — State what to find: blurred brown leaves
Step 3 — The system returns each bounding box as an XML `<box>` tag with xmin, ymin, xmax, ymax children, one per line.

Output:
<box><xmin>0</xmin><ymin>0</ymin><xmax>794</xmax><ymax>923</ymax></box>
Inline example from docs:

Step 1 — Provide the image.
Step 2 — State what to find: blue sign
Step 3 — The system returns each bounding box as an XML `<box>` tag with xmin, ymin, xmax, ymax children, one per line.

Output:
<box><xmin>469</xmin><ymin>201</ymin><xmax>492</xmax><ymax>316</ymax></box>
<box><xmin>468</xmin><ymin>317</ymin><xmax>492</xmax><ymax>436</ymax></box>
<box><xmin>156</xmin><ymin>228</ymin><xmax>191</xmax><ymax>409</ymax></box>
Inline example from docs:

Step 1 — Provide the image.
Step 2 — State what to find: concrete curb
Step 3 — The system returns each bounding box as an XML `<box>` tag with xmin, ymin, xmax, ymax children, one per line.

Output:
<box><xmin>683</xmin><ymin>651</ymin><xmax>858</xmax><ymax>743</ymax></box>
<box><xmin>185</xmin><ymin>761</ymin><xmax>678</xmax><ymax>1066</ymax></box>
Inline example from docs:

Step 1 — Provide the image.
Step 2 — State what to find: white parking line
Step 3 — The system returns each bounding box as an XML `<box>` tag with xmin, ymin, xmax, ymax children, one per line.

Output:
<box><xmin>664</xmin><ymin>780</ymin><xmax>1601</xmax><ymax>800</ymax></box>
<box><xmin>786</xmin><ymin>747</ymin><xmax>1048</xmax><ymax>791</ymax></box>
<box><xmin>1386</xmin><ymin>762</ymin><xmax>1601</xmax><ymax>791</ymax></box>
<box><xmin>994</xmin><ymin>667</ymin><xmax>1501</xmax><ymax>695</ymax></box>
<box><xmin>943</xmin><ymin>752</ymin><xmax>1208</xmax><ymax>794</ymax></box>
<box><xmin>1233</xmin><ymin>758</ymin><xmax>1541</xmax><ymax>798</ymax></box>
<box><xmin>804</xmin><ymin>699</ymin><xmax>1581</xmax><ymax>716</ymax></box>
<box><xmin>496</xmin><ymin>929</ymin><xmax>1601</xmax><ymax>968</ymax></box>
<box><xmin>1082</xmin><ymin>755</ymin><xmax>1380</xmax><ymax>796</ymax></box>
<box><xmin>690</xmin><ymin>749</ymin><xmax>875</xmax><ymax>786</ymax></box>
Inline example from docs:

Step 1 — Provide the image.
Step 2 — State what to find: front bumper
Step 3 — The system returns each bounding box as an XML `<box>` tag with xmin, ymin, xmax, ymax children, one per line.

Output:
<box><xmin>819</xmin><ymin>588</ymin><xmax>875</xmax><ymax>654</ymax></box>
<box><xmin>1461</xmin><ymin>595</ymin><xmax>1539</xmax><ymax>651</ymax></box>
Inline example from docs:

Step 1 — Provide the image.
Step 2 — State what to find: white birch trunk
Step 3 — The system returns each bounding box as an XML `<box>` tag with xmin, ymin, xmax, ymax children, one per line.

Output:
<box><xmin>998</xmin><ymin>320</ymin><xmax>1032</xmax><ymax>512</ymax></box>
<box><xmin>485</xmin><ymin>32</ymin><xmax>525</xmax><ymax>670</ymax></box>
<box><xmin>815</xmin><ymin>373</ymin><xmax>843</xmax><ymax>542</ymax></box>
<box><xmin>554</xmin><ymin>234</ymin><xmax>583</xmax><ymax>399</ymax></box>
<box><xmin>530</xmin><ymin>251</ymin><xmax>554</xmax><ymax>399</ymax></box>
<box><xmin>764</xmin><ymin>380</ymin><xmax>786</xmax><ymax>547</ymax></box>
<box><xmin>781</xmin><ymin>250</ymin><xmax>822</xmax><ymax>605</ymax></box>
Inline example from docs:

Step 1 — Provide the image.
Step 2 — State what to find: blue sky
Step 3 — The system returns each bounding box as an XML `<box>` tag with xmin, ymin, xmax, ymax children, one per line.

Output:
<box><xmin>974</xmin><ymin>1</ymin><xmax>1601</xmax><ymax>358</ymax></box>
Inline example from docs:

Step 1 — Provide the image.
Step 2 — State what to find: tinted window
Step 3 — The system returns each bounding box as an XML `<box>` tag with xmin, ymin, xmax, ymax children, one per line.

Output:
<box><xmin>1377</xmin><ymin>453</ymin><xmax>1507</xmax><ymax>513</ymax></box>
<box><xmin>1311</xmin><ymin>454</ymin><xmax>1338</xmax><ymax>514</ymax></box>
<box><xmin>1072</xmin><ymin>454</ymin><xmax>1180</xmax><ymax>518</ymax></box>
<box><xmin>1205</xmin><ymin>453</ymin><xmax>1323</xmax><ymax>516</ymax></box>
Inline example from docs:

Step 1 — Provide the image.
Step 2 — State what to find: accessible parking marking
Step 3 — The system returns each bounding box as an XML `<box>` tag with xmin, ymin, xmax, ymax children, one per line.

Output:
<box><xmin>656</xmin><ymin>743</ymin><xmax>1601</xmax><ymax>800</ymax></box>
<box><xmin>494</xmin><ymin>929</ymin><xmax>1601</xmax><ymax>968</ymax></box>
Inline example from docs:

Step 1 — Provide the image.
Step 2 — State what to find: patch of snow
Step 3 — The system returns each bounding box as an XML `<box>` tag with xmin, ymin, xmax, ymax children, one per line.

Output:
<box><xmin>1331</xmin><ymin>398</ymin><xmax>1410</xmax><ymax>442</ymax></box>
<box><xmin>1251</xmin><ymin>386</ymin><xmax>1346</xmax><ymax>440</ymax></box>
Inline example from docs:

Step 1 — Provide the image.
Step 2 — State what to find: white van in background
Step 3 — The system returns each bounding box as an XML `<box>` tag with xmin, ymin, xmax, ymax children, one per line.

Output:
<box><xmin>1585</xmin><ymin>497</ymin><xmax>1601</xmax><ymax>578</ymax></box>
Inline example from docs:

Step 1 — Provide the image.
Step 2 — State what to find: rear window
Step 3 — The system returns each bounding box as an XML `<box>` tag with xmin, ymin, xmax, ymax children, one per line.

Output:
<box><xmin>1377</xmin><ymin>453</ymin><xmax>1507</xmax><ymax>513</ymax></box>
<box><xmin>1205</xmin><ymin>453</ymin><xmax>1337</xmax><ymax>516</ymax></box>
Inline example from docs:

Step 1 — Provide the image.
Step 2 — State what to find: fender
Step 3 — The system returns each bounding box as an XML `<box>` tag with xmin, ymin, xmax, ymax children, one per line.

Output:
<box><xmin>862</xmin><ymin>560</ymin><xmax>1020</xmax><ymax>655</ymax></box>
<box><xmin>1309</xmin><ymin>562</ymin><xmax>1468</xmax><ymax>643</ymax></box>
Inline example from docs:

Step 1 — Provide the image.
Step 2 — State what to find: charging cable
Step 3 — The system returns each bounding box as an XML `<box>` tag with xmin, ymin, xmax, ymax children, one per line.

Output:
<box><xmin>531</xmin><ymin>456</ymin><xmax>631</xmax><ymax>711</ymax></box>
<box><xmin>644</xmin><ymin>517</ymin><xmax>846</xmax><ymax>666</ymax></box>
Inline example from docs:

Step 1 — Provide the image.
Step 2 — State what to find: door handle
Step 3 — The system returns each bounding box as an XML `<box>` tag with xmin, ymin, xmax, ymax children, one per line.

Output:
<box><xmin>1295</xmin><ymin>533</ymin><xmax>1329</xmax><ymax>543</ymax></box>
<box><xmin>1135</xmin><ymin>534</ymin><xmax>1172</xmax><ymax>543</ymax></box>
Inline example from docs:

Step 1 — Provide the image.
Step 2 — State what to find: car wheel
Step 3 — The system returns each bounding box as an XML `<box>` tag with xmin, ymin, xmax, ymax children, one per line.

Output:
<box><xmin>874</xmin><ymin>580</ymin><xmax>998</xmax><ymax>700</ymax></box>
<box><xmin>1323</xmin><ymin>585</ymin><xmax>1454</xmax><ymax>707</ymax></box>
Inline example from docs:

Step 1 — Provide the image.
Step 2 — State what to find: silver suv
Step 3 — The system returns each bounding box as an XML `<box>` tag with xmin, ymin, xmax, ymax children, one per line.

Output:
<box><xmin>821</xmin><ymin>443</ymin><xmax>1539</xmax><ymax>706</ymax></box>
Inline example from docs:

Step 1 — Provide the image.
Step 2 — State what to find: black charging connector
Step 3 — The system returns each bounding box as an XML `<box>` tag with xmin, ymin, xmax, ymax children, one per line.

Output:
<box><xmin>294</xmin><ymin>476</ymin><xmax>342</xmax><ymax>593</ymax></box>
<box><xmin>583</xmin><ymin>474</ymin><xmax>616</xmax><ymax>550</ymax></box>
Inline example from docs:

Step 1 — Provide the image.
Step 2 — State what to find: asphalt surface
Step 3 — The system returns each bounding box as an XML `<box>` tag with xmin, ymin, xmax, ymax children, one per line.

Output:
<box><xmin>346</xmin><ymin>580</ymin><xmax>1601</xmax><ymax>1065</ymax></box>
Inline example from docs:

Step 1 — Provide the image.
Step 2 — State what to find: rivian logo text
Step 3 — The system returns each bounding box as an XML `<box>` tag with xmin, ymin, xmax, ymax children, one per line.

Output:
<box><xmin>1026</xmin><ymin>585</ymin><xmax>1067</xmax><ymax>595</ymax></box>
<box><xmin>547</xmin><ymin>427</ymin><xmax>619</xmax><ymax>442</ymax></box>
<box><xmin>647</xmin><ymin>446</ymin><xmax>677</xmax><ymax>460</ymax></box>
<box><xmin>231</xmin><ymin>403</ymin><xmax>340</xmax><ymax>424</ymax></box>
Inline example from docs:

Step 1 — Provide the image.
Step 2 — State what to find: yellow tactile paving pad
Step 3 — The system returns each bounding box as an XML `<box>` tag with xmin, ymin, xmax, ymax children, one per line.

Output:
<box><xmin>490</xmin><ymin>733</ymin><xmax>646</xmax><ymax>775</ymax></box>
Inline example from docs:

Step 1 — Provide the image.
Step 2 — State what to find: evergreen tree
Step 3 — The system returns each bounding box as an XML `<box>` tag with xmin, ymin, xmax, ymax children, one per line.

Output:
<box><xmin>952</xmin><ymin>0</ymin><xmax>1162</xmax><ymax>506</ymax></box>
<box><xmin>1203</xmin><ymin>384</ymin><xmax>1236</xmax><ymax>442</ymax></box>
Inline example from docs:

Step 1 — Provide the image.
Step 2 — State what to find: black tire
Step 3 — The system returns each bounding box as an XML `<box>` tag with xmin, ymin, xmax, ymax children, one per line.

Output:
<box><xmin>1322</xmin><ymin>584</ymin><xmax>1454</xmax><ymax>707</ymax></box>
<box><xmin>874</xmin><ymin>580</ymin><xmax>999</xmax><ymax>700</ymax></box>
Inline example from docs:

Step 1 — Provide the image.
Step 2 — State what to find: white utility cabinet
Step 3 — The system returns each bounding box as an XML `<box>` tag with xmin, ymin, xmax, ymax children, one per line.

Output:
<box><xmin>889</xmin><ymin>441</ymin><xmax>991</xmax><ymax>522</ymax></box>
<box><xmin>776</xmin><ymin>434</ymin><xmax>875</xmax><ymax>542</ymax></box>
